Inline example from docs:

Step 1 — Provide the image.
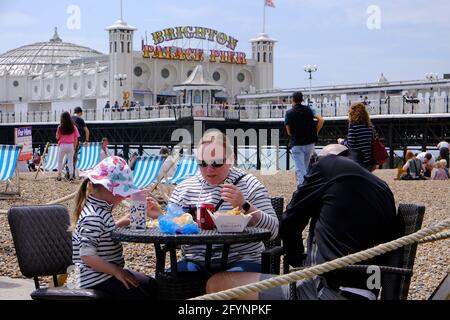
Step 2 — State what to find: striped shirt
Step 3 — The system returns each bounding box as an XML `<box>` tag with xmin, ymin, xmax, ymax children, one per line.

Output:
<box><xmin>346</xmin><ymin>124</ymin><xmax>374</xmax><ymax>167</ymax></box>
<box><xmin>72</xmin><ymin>196</ymin><xmax>124</xmax><ymax>288</ymax></box>
<box><xmin>170</xmin><ymin>167</ymin><xmax>279</xmax><ymax>265</ymax></box>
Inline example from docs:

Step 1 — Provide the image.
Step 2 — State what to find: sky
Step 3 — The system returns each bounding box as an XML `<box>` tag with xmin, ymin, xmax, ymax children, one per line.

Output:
<box><xmin>1</xmin><ymin>0</ymin><xmax>450</xmax><ymax>89</ymax></box>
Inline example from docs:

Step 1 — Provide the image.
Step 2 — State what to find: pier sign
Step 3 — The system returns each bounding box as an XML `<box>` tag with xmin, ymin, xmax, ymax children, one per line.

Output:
<box><xmin>142</xmin><ymin>26</ymin><xmax>247</xmax><ymax>65</ymax></box>
<box><xmin>14</xmin><ymin>126</ymin><xmax>32</xmax><ymax>161</ymax></box>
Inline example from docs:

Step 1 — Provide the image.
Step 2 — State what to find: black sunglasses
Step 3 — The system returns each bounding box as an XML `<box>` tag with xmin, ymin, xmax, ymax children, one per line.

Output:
<box><xmin>197</xmin><ymin>159</ymin><xmax>226</xmax><ymax>168</ymax></box>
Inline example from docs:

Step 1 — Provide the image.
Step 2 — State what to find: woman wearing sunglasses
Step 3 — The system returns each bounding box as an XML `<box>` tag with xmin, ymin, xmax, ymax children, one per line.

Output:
<box><xmin>148</xmin><ymin>130</ymin><xmax>279</xmax><ymax>273</ymax></box>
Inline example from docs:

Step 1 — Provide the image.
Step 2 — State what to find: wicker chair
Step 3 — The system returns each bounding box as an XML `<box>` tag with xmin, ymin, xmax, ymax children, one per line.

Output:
<box><xmin>261</xmin><ymin>197</ymin><xmax>284</xmax><ymax>274</ymax></box>
<box><xmin>261</xmin><ymin>203</ymin><xmax>426</xmax><ymax>300</ymax></box>
<box><xmin>8</xmin><ymin>205</ymin><xmax>108</xmax><ymax>300</ymax></box>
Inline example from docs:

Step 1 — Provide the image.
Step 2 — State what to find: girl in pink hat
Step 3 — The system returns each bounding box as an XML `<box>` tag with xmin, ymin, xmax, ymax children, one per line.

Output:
<box><xmin>70</xmin><ymin>156</ymin><xmax>157</xmax><ymax>299</ymax></box>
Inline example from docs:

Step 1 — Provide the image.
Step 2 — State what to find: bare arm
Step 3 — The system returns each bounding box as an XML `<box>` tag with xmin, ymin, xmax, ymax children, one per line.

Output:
<box><xmin>315</xmin><ymin>114</ymin><xmax>325</xmax><ymax>133</ymax></box>
<box><xmin>285</xmin><ymin>125</ymin><xmax>292</xmax><ymax>136</ymax></box>
<box><xmin>84</xmin><ymin>127</ymin><xmax>90</xmax><ymax>143</ymax></box>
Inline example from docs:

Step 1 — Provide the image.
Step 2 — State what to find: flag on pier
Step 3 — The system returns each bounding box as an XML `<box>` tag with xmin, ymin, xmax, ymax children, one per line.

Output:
<box><xmin>265</xmin><ymin>0</ymin><xmax>275</xmax><ymax>8</ymax></box>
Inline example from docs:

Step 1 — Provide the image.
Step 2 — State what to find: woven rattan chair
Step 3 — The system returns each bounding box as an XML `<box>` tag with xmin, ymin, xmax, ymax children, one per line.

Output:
<box><xmin>261</xmin><ymin>197</ymin><xmax>284</xmax><ymax>275</ymax></box>
<box><xmin>262</xmin><ymin>203</ymin><xmax>426</xmax><ymax>300</ymax></box>
<box><xmin>8</xmin><ymin>205</ymin><xmax>108</xmax><ymax>300</ymax></box>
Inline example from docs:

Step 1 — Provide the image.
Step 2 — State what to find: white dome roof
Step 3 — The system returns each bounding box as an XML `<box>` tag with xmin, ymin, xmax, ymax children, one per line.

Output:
<box><xmin>0</xmin><ymin>28</ymin><xmax>104</xmax><ymax>77</ymax></box>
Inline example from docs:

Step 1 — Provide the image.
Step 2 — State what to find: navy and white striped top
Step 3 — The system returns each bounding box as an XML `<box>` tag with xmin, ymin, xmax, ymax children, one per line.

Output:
<box><xmin>170</xmin><ymin>167</ymin><xmax>279</xmax><ymax>265</ymax></box>
<box><xmin>72</xmin><ymin>196</ymin><xmax>124</xmax><ymax>288</ymax></box>
<box><xmin>346</xmin><ymin>123</ymin><xmax>374</xmax><ymax>167</ymax></box>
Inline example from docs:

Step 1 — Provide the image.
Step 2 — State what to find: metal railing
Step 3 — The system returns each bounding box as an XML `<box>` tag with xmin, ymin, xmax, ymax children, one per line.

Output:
<box><xmin>1</xmin><ymin>96</ymin><xmax>449</xmax><ymax>124</ymax></box>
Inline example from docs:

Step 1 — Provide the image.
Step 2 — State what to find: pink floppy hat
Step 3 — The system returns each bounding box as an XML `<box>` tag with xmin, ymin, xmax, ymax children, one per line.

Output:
<box><xmin>80</xmin><ymin>156</ymin><xmax>139</xmax><ymax>198</ymax></box>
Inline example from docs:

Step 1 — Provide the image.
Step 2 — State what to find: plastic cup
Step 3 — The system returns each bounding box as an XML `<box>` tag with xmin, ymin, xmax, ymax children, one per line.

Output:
<box><xmin>130</xmin><ymin>190</ymin><xmax>148</xmax><ymax>231</ymax></box>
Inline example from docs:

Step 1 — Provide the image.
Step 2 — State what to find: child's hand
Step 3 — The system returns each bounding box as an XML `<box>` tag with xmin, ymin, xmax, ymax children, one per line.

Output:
<box><xmin>113</xmin><ymin>267</ymin><xmax>139</xmax><ymax>289</ymax></box>
<box><xmin>115</xmin><ymin>214</ymin><xmax>131</xmax><ymax>228</ymax></box>
<box><xmin>147</xmin><ymin>197</ymin><xmax>161</xmax><ymax>219</ymax></box>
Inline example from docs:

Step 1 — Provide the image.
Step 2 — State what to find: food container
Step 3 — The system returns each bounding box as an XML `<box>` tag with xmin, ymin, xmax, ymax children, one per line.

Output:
<box><xmin>208</xmin><ymin>211</ymin><xmax>252</xmax><ymax>233</ymax></box>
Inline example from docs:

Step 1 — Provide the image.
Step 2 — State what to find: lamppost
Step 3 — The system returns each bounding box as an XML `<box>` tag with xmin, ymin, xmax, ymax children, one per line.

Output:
<box><xmin>114</xmin><ymin>73</ymin><xmax>128</xmax><ymax>87</ymax></box>
<box><xmin>304</xmin><ymin>65</ymin><xmax>318</xmax><ymax>105</ymax></box>
<box><xmin>425</xmin><ymin>72</ymin><xmax>439</xmax><ymax>113</ymax></box>
<box><xmin>114</xmin><ymin>74</ymin><xmax>128</xmax><ymax>109</ymax></box>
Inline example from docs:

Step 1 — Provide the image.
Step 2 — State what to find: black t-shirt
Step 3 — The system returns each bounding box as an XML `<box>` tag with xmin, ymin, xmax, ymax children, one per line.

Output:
<box><xmin>72</xmin><ymin>115</ymin><xmax>87</xmax><ymax>142</ymax></box>
<box><xmin>281</xmin><ymin>155</ymin><xmax>397</xmax><ymax>290</ymax></box>
<box><xmin>284</xmin><ymin>104</ymin><xmax>317</xmax><ymax>146</ymax></box>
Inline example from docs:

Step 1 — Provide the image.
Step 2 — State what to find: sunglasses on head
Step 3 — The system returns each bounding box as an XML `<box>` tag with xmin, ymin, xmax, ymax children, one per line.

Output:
<box><xmin>197</xmin><ymin>159</ymin><xmax>226</xmax><ymax>168</ymax></box>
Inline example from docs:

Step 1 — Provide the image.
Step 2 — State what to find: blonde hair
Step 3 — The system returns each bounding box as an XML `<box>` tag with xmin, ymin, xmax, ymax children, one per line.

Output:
<box><xmin>197</xmin><ymin>130</ymin><xmax>234</xmax><ymax>165</ymax></box>
<box><xmin>348</xmin><ymin>103</ymin><xmax>372</xmax><ymax>127</ymax></box>
<box><xmin>439</xmin><ymin>159</ymin><xmax>447</xmax><ymax>168</ymax></box>
<box><xmin>69</xmin><ymin>179</ymin><xmax>90</xmax><ymax>231</ymax></box>
<box><xmin>405</xmin><ymin>150</ymin><xmax>415</xmax><ymax>161</ymax></box>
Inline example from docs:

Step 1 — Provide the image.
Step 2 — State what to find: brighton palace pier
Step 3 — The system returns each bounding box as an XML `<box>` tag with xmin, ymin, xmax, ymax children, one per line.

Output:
<box><xmin>0</xmin><ymin>15</ymin><xmax>449</xmax><ymax>168</ymax></box>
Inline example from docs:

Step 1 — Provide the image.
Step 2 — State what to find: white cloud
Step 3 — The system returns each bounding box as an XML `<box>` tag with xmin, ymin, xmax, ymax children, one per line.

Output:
<box><xmin>0</xmin><ymin>11</ymin><xmax>37</xmax><ymax>28</ymax></box>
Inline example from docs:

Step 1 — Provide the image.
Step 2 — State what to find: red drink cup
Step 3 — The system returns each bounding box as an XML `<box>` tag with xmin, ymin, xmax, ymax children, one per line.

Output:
<box><xmin>198</xmin><ymin>204</ymin><xmax>216</xmax><ymax>230</ymax></box>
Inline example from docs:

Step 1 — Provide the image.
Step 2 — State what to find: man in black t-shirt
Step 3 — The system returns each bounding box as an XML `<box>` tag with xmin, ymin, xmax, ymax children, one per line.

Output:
<box><xmin>285</xmin><ymin>91</ymin><xmax>324</xmax><ymax>185</ymax></box>
<box><xmin>71</xmin><ymin>107</ymin><xmax>90</xmax><ymax>179</ymax></box>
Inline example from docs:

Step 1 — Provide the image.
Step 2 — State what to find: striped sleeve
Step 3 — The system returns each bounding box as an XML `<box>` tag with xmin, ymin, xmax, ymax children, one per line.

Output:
<box><xmin>78</xmin><ymin>214</ymin><xmax>104</xmax><ymax>257</ymax></box>
<box><xmin>243</xmin><ymin>175</ymin><xmax>279</xmax><ymax>241</ymax></box>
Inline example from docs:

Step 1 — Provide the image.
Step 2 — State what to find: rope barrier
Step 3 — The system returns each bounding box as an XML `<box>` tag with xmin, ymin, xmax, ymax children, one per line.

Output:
<box><xmin>191</xmin><ymin>218</ymin><xmax>450</xmax><ymax>300</ymax></box>
<box><xmin>419</xmin><ymin>230</ymin><xmax>450</xmax><ymax>243</ymax></box>
<box><xmin>0</xmin><ymin>191</ymin><xmax>78</xmax><ymax>215</ymax></box>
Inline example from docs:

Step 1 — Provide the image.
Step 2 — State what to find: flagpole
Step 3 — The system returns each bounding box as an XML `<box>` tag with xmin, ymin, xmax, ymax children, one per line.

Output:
<box><xmin>263</xmin><ymin>1</ymin><xmax>266</xmax><ymax>33</ymax></box>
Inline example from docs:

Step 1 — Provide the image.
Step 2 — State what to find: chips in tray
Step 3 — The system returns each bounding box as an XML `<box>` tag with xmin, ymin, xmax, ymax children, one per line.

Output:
<box><xmin>222</xmin><ymin>207</ymin><xmax>242</xmax><ymax>216</ymax></box>
<box><xmin>173</xmin><ymin>213</ymin><xmax>194</xmax><ymax>226</ymax></box>
<box><xmin>147</xmin><ymin>218</ymin><xmax>159</xmax><ymax>229</ymax></box>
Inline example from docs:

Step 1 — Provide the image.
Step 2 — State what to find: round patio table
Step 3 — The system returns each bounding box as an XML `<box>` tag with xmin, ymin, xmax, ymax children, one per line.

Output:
<box><xmin>111</xmin><ymin>227</ymin><xmax>271</xmax><ymax>273</ymax></box>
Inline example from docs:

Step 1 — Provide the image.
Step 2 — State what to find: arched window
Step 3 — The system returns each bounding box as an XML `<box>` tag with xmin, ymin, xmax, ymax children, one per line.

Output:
<box><xmin>257</xmin><ymin>52</ymin><xmax>260</xmax><ymax>62</ymax></box>
<box><xmin>263</xmin><ymin>52</ymin><xmax>267</xmax><ymax>63</ymax></box>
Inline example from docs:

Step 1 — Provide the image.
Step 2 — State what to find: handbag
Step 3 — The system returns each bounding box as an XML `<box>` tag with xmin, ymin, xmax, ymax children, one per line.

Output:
<box><xmin>372</xmin><ymin>127</ymin><xmax>389</xmax><ymax>165</ymax></box>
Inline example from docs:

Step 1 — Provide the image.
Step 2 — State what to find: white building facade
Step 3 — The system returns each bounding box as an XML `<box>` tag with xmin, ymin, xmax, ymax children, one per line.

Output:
<box><xmin>0</xmin><ymin>18</ymin><xmax>275</xmax><ymax>117</ymax></box>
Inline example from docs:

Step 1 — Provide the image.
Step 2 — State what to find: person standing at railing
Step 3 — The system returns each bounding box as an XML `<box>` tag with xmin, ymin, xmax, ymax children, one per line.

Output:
<box><xmin>285</xmin><ymin>91</ymin><xmax>325</xmax><ymax>185</ymax></box>
<box><xmin>72</xmin><ymin>107</ymin><xmax>90</xmax><ymax>179</ymax></box>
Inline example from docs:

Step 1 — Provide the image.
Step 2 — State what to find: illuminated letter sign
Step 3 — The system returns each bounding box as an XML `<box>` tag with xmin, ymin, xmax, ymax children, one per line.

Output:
<box><xmin>144</xmin><ymin>26</ymin><xmax>245</xmax><ymax>65</ymax></box>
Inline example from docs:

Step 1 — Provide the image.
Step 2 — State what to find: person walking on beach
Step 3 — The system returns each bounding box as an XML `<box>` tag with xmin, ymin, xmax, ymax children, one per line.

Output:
<box><xmin>56</xmin><ymin>112</ymin><xmax>79</xmax><ymax>182</ymax></box>
<box><xmin>437</xmin><ymin>141</ymin><xmax>449</xmax><ymax>169</ymax></box>
<box><xmin>285</xmin><ymin>91</ymin><xmax>324</xmax><ymax>185</ymax></box>
<box><xmin>72</xmin><ymin>107</ymin><xmax>90</xmax><ymax>179</ymax></box>
<box><xmin>71</xmin><ymin>156</ymin><xmax>158</xmax><ymax>299</ymax></box>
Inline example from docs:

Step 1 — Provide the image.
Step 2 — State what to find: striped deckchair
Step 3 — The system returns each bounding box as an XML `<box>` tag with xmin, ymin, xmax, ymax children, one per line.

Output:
<box><xmin>132</xmin><ymin>155</ymin><xmax>165</xmax><ymax>189</ymax></box>
<box><xmin>77</xmin><ymin>143</ymin><xmax>101</xmax><ymax>171</ymax></box>
<box><xmin>35</xmin><ymin>143</ymin><xmax>68</xmax><ymax>179</ymax></box>
<box><xmin>43</xmin><ymin>145</ymin><xmax>60</xmax><ymax>171</ymax></box>
<box><xmin>166</xmin><ymin>156</ymin><xmax>199</xmax><ymax>184</ymax></box>
<box><xmin>155</xmin><ymin>156</ymin><xmax>199</xmax><ymax>200</ymax></box>
<box><xmin>0</xmin><ymin>144</ymin><xmax>22</xmax><ymax>196</ymax></box>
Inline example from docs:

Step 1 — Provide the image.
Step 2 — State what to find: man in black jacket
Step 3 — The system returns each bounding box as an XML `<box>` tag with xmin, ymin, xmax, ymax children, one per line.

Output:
<box><xmin>206</xmin><ymin>144</ymin><xmax>397</xmax><ymax>300</ymax></box>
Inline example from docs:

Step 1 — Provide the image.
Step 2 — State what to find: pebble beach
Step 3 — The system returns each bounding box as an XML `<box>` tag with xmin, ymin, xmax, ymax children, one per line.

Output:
<box><xmin>0</xmin><ymin>169</ymin><xmax>448</xmax><ymax>300</ymax></box>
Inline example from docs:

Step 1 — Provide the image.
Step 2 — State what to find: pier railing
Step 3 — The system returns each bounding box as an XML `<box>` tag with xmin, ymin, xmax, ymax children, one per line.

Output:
<box><xmin>1</xmin><ymin>96</ymin><xmax>449</xmax><ymax>124</ymax></box>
